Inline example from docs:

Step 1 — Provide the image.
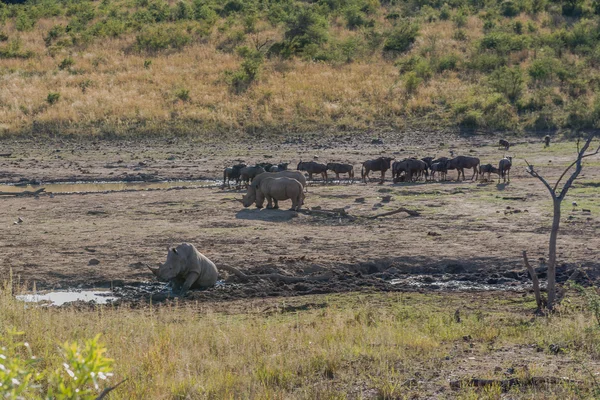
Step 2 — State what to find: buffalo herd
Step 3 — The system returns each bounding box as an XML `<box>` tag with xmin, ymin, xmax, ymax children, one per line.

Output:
<box><xmin>223</xmin><ymin>154</ymin><xmax>512</xmax><ymax>187</ymax></box>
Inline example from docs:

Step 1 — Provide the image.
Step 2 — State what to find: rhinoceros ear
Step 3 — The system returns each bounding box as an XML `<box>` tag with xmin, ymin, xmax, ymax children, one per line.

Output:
<box><xmin>172</xmin><ymin>247</ymin><xmax>178</xmax><ymax>255</ymax></box>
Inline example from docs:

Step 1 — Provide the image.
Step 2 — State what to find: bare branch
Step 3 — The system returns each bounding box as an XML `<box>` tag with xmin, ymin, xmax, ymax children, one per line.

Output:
<box><xmin>524</xmin><ymin>159</ymin><xmax>556</xmax><ymax>198</ymax></box>
<box><xmin>553</xmin><ymin>135</ymin><xmax>598</xmax><ymax>193</ymax></box>
<box><xmin>558</xmin><ymin>136</ymin><xmax>596</xmax><ymax>199</ymax></box>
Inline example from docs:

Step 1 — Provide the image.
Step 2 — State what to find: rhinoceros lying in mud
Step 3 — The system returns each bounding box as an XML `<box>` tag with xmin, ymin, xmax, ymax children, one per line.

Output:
<box><xmin>255</xmin><ymin>177</ymin><xmax>305</xmax><ymax>211</ymax></box>
<box><xmin>242</xmin><ymin>170</ymin><xmax>307</xmax><ymax>208</ymax></box>
<box><xmin>148</xmin><ymin>243</ymin><xmax>218</xmax><ymax>296</ymax></box>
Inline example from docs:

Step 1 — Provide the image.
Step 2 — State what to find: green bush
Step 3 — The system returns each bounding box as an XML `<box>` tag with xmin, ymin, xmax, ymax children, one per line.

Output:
<box><xmin>58</xmin><ymin>56</ymin><xmax>74</xmax><ymax>70</ymax></box>
<box><xmin>467</xmin><ymin>52</ymin><xmax>506</xmax><ymax>72</ymax></box>
<box><xmin>452</xmin><ymin>10</ymin><xmax>467</xmax><ymax>28</ymax></box>
<box><xmin>458</xmin><ymin>110</ymin><xmax>483</xmax><ymax>129</ymax></box>
<box><xmin>439</xmin><ymin>4</ymin><xmax>451</xmax><ymax>20</ymax></box>
<box><xmin>135</xmin><ymin>26</ymin><xmax>191</xmax><ymax>52</ymax></box>
<box><xmin>15</xmin><ymin>12</ymin><xmax>35</xmax><ymax>32</ymax></box>
<box><xmin>383</xmin><ymin>22</ymin><xmax>419</xmax><ymax>54</ymax></box>
<box><xmin>0</xmin><ymin>331</ymin><xmax>115</xmax><ymax>399</ymax></box>
<box><xmin>437</xmin><ymin>53</ymin><xmax>460</xmax><ymax>72</ymax></box>
<box><xmin>47</xmin><ymin>92</ymin><xmax>61</xmax><ymax>105</ymax></box>
<box><xmin>227</xmin><ymin>46</ymin><xmax>264</xmax><ymax>93</ymax></box>
<box><xmin>404</xmin><ymin>72</ymin><xmax>422</xmax><ymax>96</ymax></box>
<box><xmin>488</xmin><ymin>65</ymin><xmax>524</xmax><ymax>102</ymax></box>
<box><xmin>500</xmin><ymin>0</ymin><xmax>520</xmax><ymax>16</ymax></box>
<box><xmin>174</xmin><ymin>88</ymin><xmax>190</xmax><ymax>102</ymax></box>
<box><xmin>282</xmin><ymin>8</ymin><xmax>329</xmax><ymax>55</ymax></box>
<box><xmin>0</xmin><ymin>32</ymin><xmax>7</xmax><ymax>42</ymax></box>
<box><xmin>480</xmin><ymin>32</ymin><xmax>528</xmax><ymax>54</ymax></box>
<box><xmin>0</xmin><ymin>39</ymin><xmax>34</xmax><ymax>59</ymax></box>
<box><xmin>528</xmin><ymin>57</ymin><xmax>558</xmax><ymax>83</ymax></box>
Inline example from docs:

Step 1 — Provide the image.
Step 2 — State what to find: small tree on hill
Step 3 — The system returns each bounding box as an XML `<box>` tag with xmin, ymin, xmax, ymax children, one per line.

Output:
<box><xmin>524</xmin><ymin>134</ymin><xmax>599</xmax><ymax>311</ymax></box>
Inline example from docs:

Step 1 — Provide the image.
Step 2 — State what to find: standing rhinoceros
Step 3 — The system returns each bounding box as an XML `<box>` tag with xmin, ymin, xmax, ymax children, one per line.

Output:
<box><xmin>242</xmin><ymin>171</ymin><xmax>307</xmax><ymax>208</ymax></box>
<box><xmin>256</xmin><ymin>177</ymin><xmax>304</xmax><ymax>211</ymax></box>
<box><xmin>148</xmin><ymin>243</ymin><xmax>218</xmax><ymax>296</ymax></box>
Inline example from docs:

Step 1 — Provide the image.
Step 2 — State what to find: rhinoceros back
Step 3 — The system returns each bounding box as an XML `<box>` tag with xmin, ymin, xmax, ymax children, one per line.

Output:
<box><xmin>251</xmin><ymin>170</ymin><xmax>307</xmax><ymax>190</ymax></box>
<box><xmin>175</xmin><ymin>243</ymin><xmax>219</xmax><ymax>288</ymax></box>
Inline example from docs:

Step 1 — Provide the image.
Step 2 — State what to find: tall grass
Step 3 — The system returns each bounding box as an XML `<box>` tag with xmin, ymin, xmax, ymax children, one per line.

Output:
<box><xmin>2</xmin><ymin>282</ymin><xmax>600</xmax><ymax>398</ymax></box>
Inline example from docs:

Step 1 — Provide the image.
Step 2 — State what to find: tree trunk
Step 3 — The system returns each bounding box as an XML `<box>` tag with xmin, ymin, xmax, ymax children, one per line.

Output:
<box><xmin>547</xmin><ymin>198</ymin><xmax>561</xmax><ymax>310</ymax></box>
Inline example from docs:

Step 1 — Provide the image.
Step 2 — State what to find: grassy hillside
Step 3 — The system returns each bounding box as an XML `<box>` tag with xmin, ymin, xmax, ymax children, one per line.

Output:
<box><xmin>0</xmin><ymin>0</ymin><xmax>600</xmax><ymax>137</ymax></box>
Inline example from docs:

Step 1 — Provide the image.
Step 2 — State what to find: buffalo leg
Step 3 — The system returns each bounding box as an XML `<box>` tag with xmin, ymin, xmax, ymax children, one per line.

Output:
<box><xmin>179</xmin><ymin>272</ymin><xmax>200</xmax><ymax>297</ymax></box>
<box><xmin>380</xmin><ymin>170</ymin><xmax>385</xmax><ymax>184</ymax></box>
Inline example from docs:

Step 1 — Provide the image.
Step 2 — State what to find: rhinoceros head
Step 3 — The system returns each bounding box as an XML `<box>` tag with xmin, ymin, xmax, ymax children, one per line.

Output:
<box><xmin>241</xmin><ymin>185</ymin><xmax>256</xmax><ymax>208</ymax></box>
<box><xmin>150</xmin><ymin>247</ymin><xmax>185</xmax><ymax>281</ymax></box>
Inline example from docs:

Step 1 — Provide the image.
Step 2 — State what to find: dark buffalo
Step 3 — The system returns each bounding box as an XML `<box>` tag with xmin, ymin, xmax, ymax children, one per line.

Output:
<box><xmin>498</xmin><ymin>157</ymin><xmax>512</xmax><ymax>183</ymax></box>
<box><xmin>430</xmin><ymin>162</ymin><xmax>448</xmax><ymax>181</ymax></box>
<box><xmin>327</xmin><ymin>163</ymin><xmax>354</xmax><ymax>182</ymax></box>
<box><xmin>297</xmin><ymin>161</ymin><xmax>328</xmax><ymax>181</ymax></box>
<box><xmin>544</xmin><ymin>135</ymin><xmax>551</xmax><ymax>147</ymax></box>
<box><xmin>240</xmin><ymin>166</ymin><xmax>266</xmax><ymax>186</ymax></box>
<box><xmin>421</xmin><ymin>157</ymin><xmax>434</xmax><ymax>168</ymax></box>
<box><xmin>478</xmin><ymin>164</ymin><xmax>499</xmax><ymax>181</ymax></box>
<box><xmin>499</xmin><ymin>139</ymin><xmax>510</xmax><ymax>150</ymax></box>
<box><xmin>446</xmin><ymin>156</ymin><xmax>480</xmax><ymax>181</ymax></box>
<box><xmin>269</xmin><ymin>162</ymin><xmax>289</xmax><ymax>172</ymax></box>
<box><xmin>255</xmin><ymin>162</ymin><xmax>274</xmax><ymax>172</ymax></box>
<box><xmin>223</xmin><ymin>163</ymin><xmax>246</xmax><ymax>188</ymax></box>
<box><xmin>392</xmin><ymin>158</ymin><xmax>427</xmax><ymax>183</ymax></box>
<box><xmin>361</xmin><ymin>157</ymin><xmax>393</xmax><ymax>184</ymax></box>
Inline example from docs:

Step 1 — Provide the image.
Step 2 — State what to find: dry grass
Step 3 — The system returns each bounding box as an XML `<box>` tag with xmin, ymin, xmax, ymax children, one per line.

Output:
<box><xmin>2</xmin><ymin>284</ymin><xmax>600</xmax><ymax>398</ymax></box>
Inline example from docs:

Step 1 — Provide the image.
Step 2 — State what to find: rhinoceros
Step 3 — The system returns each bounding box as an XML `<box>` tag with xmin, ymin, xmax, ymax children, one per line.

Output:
<box><xmin>242</xmin><ymin>171</ymin><xmax>307</xmax><ymax>208</ymax></box>
<box><xmin>255</xmin><ymin>177</ymin><xmax>304</xmax><ymax>211</ymax></box>
<box><xmin>148</xmin><ymin>243</ymin><xmax>218</xmax><ymax>296</ymax></box>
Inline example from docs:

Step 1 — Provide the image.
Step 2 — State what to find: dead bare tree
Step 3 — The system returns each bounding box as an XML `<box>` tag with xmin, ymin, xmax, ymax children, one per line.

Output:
<box><xmin>524</xmin><ymin>134</ymin><xmax>600</xmax><ymax>311</ymax></box>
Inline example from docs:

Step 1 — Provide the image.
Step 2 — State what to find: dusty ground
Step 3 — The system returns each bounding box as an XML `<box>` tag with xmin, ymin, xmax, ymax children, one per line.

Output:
<box><xmin>0</xmin><ymin>133</ymin><xmax>599</xmax><ymax>301</ymax></box>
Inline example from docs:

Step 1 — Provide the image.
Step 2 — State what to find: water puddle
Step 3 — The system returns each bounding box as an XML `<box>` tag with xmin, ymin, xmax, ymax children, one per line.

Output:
<box><xmin>0</xmin><ymin>180</ymin><xmax>218</xmax><ymax>194</ymax></box>
<box><xmin>16</xmin><ymin>290</ymin><xmax>117</xmax><ymax>306</ymax></box>
<box><xmin>389</xmin><ymin>276</ymin><xmax>527</xmax><ymax>291</ymax></box>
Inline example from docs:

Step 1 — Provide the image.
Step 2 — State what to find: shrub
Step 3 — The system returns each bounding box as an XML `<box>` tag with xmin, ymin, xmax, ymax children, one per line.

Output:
<box><xmin>404</xmin><ymin>72</ymin><xmax>422</xmax><ymax>96</ymax></box>
<box><xmin>452</xmin><ymin>10</ymin><xmax>467</xmax><ymax>28</ymax></box>
<box><xmin>47</xmin><ymin>92</ymin><xmax>61</xmax><ymax>105</ymax></box>
<box><xmin>500</xmin><ymin>0</ymin><xmax>520</xmax><ymax>16</ymax></box>
<box><xmin>439</xmin><ymin>4</ymin><xmax>451</xmax><ymax>20</ymax></box>
<box><xmin>0</xmin><ymin>39</ymin><xmax>34</xmax><ymax>59</ymax></box>
<box><xmin>135</xmin><ymin>26</ymin><xmax>191</xmax><ymax>52</ymax></box>
<box><xmin>15</xmin><ymin>12</ymin><xmax>35</xmax><ymax>32</ymax></box>
<box><xmin>0</xmin><ymin>331</ymin><xmax>114</xmax><ymax>399</ymax></box>
<box><xmin>0</xmin><ymin>31</ymin><xmax>8</xmax><ymax>42</ymax></box>
<box><xmin>144</xmin><ymin>59</ymin><xmax>152</xmax><ymax>69</ymax></box>
<box><xmin>174</xmin><ymin>88</ymin><xmax>190</xmax><ymax>102</ymax></box>
<box><xmin>480</xmin><ymin>32</ymin><xmax>527</xmax><ymax>54</ymax></box>
<box><xmin>345</xmin><ymin>7</ymin><xmax>373</xmax><ymax>30</ymax></box>
<box><xmin>383</xmin><ymin>22</ymin><xmax>419</xmax><ymax>54</ymax></box>
<box><xmin>459</xmin><ymin>110</ymin><xmax>483</xmax><ymax>129</ymax></box>
<box><xmin>437</xmin><ymin>53</ymin><xmax>460</xmax><ymax>72</ymax></box>
<box><xmin>58</xmin><ymin>57</ymin><xmax>74</xmax><ymax>70</ymax></box>
<box><xmin>488</xmin><ymin>66</ymin><xmax>524</xmax><ymax>102</ymax></box>
<box><xmin>227</xmin><ymin>46</ymin><xmax>264</xmax><ymax>93</ymax></box>
<box><xmin>282</xmin><ymin>8</ymin><xmax>329</xmax><ymax>55</ymax></box>
<box><xmin>514</xmin><ymin>21</ymin><xmax>523</xmax><ymax>34</ymax></box>
<box><xmin>453</xmin><ymin>29</ymin><xmax>467</xmax><ymax>41</ymax></box>
<box><xmin>528</xmin><ymin>57</ymin><xmax>557</xmax><ymax>83</ymax></box>
<box><xmin>467</xmin><ymin>52</ymin><xmax>506</xmax><ymax>72</ymax></box>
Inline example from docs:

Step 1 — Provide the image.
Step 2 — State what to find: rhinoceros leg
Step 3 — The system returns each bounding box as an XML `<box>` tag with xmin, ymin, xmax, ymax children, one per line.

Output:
<box><xmin>179</xmin><ymin>271</ymin><xmax>200</xmax><ymax>297</ymax></box>
<box><xmin>273</xmin><ymin>198</ymin><xmax>279</xmax><ymax>209</ymax></box>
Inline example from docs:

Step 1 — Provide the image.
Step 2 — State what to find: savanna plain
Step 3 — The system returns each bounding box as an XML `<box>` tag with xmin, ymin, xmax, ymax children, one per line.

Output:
<box><xmin>1</xmin><ymin>134</ymin><xmax>600</xmax><ymax>399</ymax></box>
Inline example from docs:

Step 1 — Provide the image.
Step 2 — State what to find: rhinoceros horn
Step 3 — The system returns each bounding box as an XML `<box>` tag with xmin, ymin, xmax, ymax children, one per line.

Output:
<box><xmin>147</xmin><ymin>265</ymin><xmax>159</xmax><ymax>276</ymax></box>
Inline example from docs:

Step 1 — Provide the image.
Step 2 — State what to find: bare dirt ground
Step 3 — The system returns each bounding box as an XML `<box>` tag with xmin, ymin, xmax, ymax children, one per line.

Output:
<box><xmin>0</xmin><ymin>133</ymin><xmax>599</xmax><ymax>301</ymax></box>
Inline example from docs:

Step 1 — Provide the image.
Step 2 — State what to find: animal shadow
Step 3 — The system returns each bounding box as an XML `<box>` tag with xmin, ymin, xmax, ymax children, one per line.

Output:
<box><xmin>235</xmin><ymin>208</ymin><xmax>298</xmax><ymax>222</ymax></box>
